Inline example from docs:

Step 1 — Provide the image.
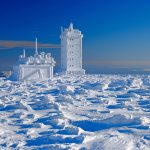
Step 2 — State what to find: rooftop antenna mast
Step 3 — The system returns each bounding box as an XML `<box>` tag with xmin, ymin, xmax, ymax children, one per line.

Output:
<box><xmin>35</xmin><ymin>38</ymin><xmax>38</xmax><ymax>55</ymax></box>
<box><xmin>61</xmin><ymin>26</ymin><xmax>63</xmax><ymax>33</ymax></box>
<box><xmin>23</xmin><ymin>48</ymin><xmax>26</xmax><ymax>58</ymax></box>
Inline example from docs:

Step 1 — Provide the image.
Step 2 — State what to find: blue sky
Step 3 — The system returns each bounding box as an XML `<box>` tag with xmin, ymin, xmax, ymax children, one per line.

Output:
<box><xmin>1</xmin><ymin>0</ymin><xmax>150</xmax><ymax>73</ymax></box>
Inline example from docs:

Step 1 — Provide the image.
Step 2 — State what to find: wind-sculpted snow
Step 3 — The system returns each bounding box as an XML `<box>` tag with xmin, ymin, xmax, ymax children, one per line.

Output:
<box><xmin>1</xmin><ymin>75</ymin><xmax>150</xmax><ymax>149</ymax></box>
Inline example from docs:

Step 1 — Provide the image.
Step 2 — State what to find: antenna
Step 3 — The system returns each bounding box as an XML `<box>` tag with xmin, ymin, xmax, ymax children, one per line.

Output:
<box><xmin>35</xmin><ymin>38</ymin><xmax>38</xmax><ymax>55</ymax></box>
<box><xmin>23</xmin><ymin>48</ymin><xmax>26</xmax><ymax>58</ymax></box>
<box><xmin>61</xmin><ymin>26</ymin><xmax>63</xmax><ymax>33</ymax></box>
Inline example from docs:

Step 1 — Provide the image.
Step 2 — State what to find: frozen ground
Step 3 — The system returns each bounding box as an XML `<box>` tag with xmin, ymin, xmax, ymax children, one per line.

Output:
<box><xmin>0</xmin><ymin>74</ymin><xmax>150</xmax><ymax>150</ymax></box>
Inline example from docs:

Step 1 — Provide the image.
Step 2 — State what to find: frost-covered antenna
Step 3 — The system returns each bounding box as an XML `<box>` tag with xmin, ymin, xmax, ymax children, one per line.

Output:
<box><xmin>35</xmin><ymin>38</ymin><xmax>38</xmax><ymax>55</ymax></box>
<box><xmin>61</xmin><ymin>26</ymin><xmax>63</xmax><ymax>33</ymax></box>
<box><xmin>23</xmin><ymin>48</ymin><xmax>26</xmax><ymax>58</ymax></box>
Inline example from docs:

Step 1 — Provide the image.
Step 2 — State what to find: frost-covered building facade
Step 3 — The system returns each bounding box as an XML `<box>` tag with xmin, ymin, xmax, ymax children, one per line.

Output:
<box><xmin>60</xmin><ymin>23</ymin><xmax>85</xmax><ymax>75</ymax></box>
<box><xmin>12</xmin><ymin>39</ymin><xmax>55</xmax><ymax>81</ymax></box>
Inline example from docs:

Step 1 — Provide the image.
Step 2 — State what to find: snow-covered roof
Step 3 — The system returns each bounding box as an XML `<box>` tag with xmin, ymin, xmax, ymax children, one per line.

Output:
<box><xmin>17</xmin><ymin>39</ymin><xmax>55</xmax><ymax>67</ymax></box>
<box><xmin>18</xmin><ymin>52</ymin><xmax>55</xmax><ymax>66</ymax></box>
<box><xmin>61</xmin><ymin>23</ymin><xmax>82</xmax><ymax>36</ymax></box>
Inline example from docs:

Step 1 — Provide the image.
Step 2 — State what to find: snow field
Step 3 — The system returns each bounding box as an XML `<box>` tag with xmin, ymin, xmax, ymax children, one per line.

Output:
<box><xmin>0</xmin><ymin>75</ymin><xmax>150</xmax><ymax>149</ymax></box>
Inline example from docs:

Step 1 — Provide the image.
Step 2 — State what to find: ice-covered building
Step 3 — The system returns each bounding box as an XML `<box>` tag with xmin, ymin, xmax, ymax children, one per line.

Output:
<box><xmin>12</xmin><ymin>38</ymin><xmax>55</xmax><ymax>81</ymax></box>
<box><xmin>60</xmin><ymin>23</ymin><xmax>85</xmax><ymax>75</ymax></box>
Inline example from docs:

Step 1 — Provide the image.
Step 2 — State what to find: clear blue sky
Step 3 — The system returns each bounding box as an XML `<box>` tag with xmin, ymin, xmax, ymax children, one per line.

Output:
<box><xmin>1</xmin><ymin>0</ymin><xmax>150</xmax><ymax>73</ymax></box>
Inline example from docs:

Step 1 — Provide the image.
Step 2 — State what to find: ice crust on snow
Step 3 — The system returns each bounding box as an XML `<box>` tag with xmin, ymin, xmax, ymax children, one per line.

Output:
<box><xmin>0</xmin><ymin>74</ymin><xmax>150</xmax><ymax>149</ymax></box>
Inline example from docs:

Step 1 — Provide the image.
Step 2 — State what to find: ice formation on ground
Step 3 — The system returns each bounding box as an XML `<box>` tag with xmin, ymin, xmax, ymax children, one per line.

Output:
<box><xmin>1</xmin><ymin>74</ymin><xmax>150</xmax><ymax>149</ymax></box>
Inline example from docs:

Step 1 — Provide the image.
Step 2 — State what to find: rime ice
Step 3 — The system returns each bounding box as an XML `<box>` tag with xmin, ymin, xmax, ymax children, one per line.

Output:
<box><xmin>12</xmin><ymin>38</ymin><xmax>55</xmax><ymax>81</ymax></box>
<box><xmin>12</xmin><ymin>23</ymin><xmax>86</xmax><ymax>81</ymax></box>
<box><xmin>60</xmin><ymin>23</ymin><xmax>85</xmax><ymax>75</ymax></box>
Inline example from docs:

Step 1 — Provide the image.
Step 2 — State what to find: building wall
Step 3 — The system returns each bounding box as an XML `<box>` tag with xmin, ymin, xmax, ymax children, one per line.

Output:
<box><xmin>13</xmin><ymin>65</ymin><xmax>53</xmax><ymax>81</ymax></box>
<box><xmin>61</xmin><ymin>36</ymin><xmax>67</xmax><ymax>70</ymax></box>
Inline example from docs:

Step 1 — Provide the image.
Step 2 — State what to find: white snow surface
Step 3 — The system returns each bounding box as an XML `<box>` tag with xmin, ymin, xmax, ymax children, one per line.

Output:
<box><xmin>1</xmin><ymin>74</ymin><xmax>150</xmax><ymax>149</ymax></box>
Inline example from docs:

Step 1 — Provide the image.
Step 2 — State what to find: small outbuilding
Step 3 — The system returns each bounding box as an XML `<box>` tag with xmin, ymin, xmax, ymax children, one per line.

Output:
<box><xmin>12</xmin><ymin>38</ymin><xmax>55</xmax><ymax>81</ymax></box>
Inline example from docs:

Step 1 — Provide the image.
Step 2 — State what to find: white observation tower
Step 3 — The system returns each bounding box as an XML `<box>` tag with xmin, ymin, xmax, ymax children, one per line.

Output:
<box><xmin>60</xmin><ymin>23</ymin><xmax>85</xmax><ymax>75</ymax></box>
